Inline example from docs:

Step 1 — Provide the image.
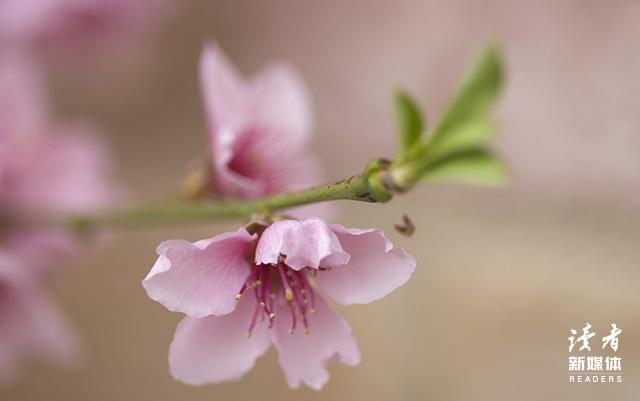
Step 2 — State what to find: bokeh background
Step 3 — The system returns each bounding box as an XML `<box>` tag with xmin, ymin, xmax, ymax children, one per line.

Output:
<box><xmin>3</xmin><ymin>0</ymin><xmax>640</xmax><ymax>400</ymax></box>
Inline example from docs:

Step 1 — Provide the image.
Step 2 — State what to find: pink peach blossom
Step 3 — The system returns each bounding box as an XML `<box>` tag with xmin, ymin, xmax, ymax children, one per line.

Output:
<box><xmin>144</xmin><ymin>218</ymin><xmax>415</xmax><ymax>390</ymax></box>
<box><xmin>0</xmin><ymin>255</ymin><xmax>80</xmax><ymax>382</ymax></box>
<box><xmin>200</xmin><ymin>43</ymin><xmax>323</xmax><ymax>200</ymax></box>
<box><xmin>0</xmin><ymin>0</ymin><xmax>171</xmax><ymax>54</ymax></box>
<box><xmin>0</xmin><ymin>52</ymin><xmax>116</xmax><ymax>378</ymax></box>
<box><xmin>0</xmin><ymin>52</ymin><xmax>115</xmax><ymax>272</ymax></box>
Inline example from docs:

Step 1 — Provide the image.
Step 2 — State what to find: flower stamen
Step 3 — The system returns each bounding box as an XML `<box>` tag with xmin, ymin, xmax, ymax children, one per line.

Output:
<box><xmin>277</xmin><ymin>263</ymin><xmax>294</xmax><ymax>301</ymax></box>
<box><xmin>241</xmin><ymin>262</ymin><xmax>319</xmax><ymax>336</ymax></box>
<box><xmin>259</xmin><ymin>267</ymin><xmax>276</xmax><ymax>326</ymax></box>
<box><xmin>290</xmin><ymin>272</ymin><xmax>312</xmax><ymax>334</ymax></box>
<box><xmin>236</xmin><ymin>268</ymin><xmax>258</xmax><ymax>301</ymax></box>
<box><xmin>298</xmin><ymin>270</ymin><xmax>316</xmax><ymax>314</ymax></box>
<box><xmin>286</xmin><ymin>299</ymin><xmax>297</xmax><ymax>334</ymax></box>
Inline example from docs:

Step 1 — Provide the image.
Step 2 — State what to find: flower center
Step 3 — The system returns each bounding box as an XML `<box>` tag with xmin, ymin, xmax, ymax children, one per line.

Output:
<box><xmin>235</xmin><ymin>262</ymin><xmax>321</xmax><ymax>337</ymax></box>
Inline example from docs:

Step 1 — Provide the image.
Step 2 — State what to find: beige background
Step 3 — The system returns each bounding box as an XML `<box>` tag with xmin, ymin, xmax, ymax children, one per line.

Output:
<box><xmin>3</xmin><ymin>0</ymin><xmax>640</xmax><ymax>400</ymax></box>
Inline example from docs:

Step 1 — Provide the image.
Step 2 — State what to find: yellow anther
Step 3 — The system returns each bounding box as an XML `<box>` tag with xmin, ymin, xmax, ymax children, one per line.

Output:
<box><xmin>285</xmin><ymin>289</ymin><xmax>294</xmax><ymax>301</ymax></box>
<box><xmin>235</xmin><ymin>293</ymin><xmax>242</xmax><ymax>301</ymax></box>
<box><xmin>249</xmin><ymin>280</ymin><xmax>260</xmax><ymax>289</ymax></box>
<box><xmin>304</xmin><ymin>327</ymin><xmax>310</xmax><ymax>335</ymax></box>
<box><xmin>245</xmin><ymin>331</ymin><xmax>252</xmax><ymax>338</ymax></box>
<box><xmin>288</xmin><ymin>328</ymin><xmax>294</xmax><ymax>335</ymax></box>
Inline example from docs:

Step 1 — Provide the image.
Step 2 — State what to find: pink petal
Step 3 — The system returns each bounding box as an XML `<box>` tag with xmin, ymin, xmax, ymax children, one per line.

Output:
<box><xmin>3</xmin><ymin>228</ymin><xmax>75</xmax><ymax>276</ymax></box>
<box><xmin>216</xmin><ymin>126</ymin><xmax>323</xmax><ymax>200</ymax></box>
<box><xmin>200</xmin><ymin>42</ymin><xmax>246</xmax><ymax>135</ymax></box>
<box><xmin>0</xmin><ymin>257</ymin><xmax>80</xmax><ymax>382</ymax></box>
<box><xmin>314</xmin><ymin>225</ymin><xmax>416</xmax><ymax>305</ymax></box>
<box><xmin>0</xmin><ymin>0</ymin><xmax>171</xmax><ymax>53</ymax></box>
<box><xmin>200</xmin><ymin>43</ymin><xmax>257</xmax><ymax>198</ymax></box>
<box><xmin>0</xmin><ymin>0</ymin><xmax>54</xmax><ymax>44</ymax></box>
<box><xmin>4</xmin><ymin>125</ymin><xmax>117</xmax><ymax>214</ymax></box>
<box><xmin>200</xmin><ymin>43</ymin><xmax>320</xmax><ymax>200</ymax></box>
<box><xmin>249</xmin><ymin>63</ymin><xmax>312</xmax><ymax>149</ymax></box>
<box><xmin>255</xmin><ymin>218</ymin><xmax>349</xmax><ymax>270</ymax></box>
<box><xmin>271</xmin><ymin>295</ymin><xmax>360</xmax><ymax>390</ymax></box>
<box><xmin>216</xmin><ymin>128</ymin><xmax>286</xmax><ymax>198</ymax></box>
<box><xmin>0</xmin><ymin>52</ymin><xmax>118</xmax><ymax>216</ymax></box>
<box><xmin>143</xmin><ymin>229</ymin><xmax>256</xmax><ymax>318</ymax></box>
<box><xmin>168</xmin><ymin>297</ymin><xmax>272</xmax><ymax>386</ymax></box>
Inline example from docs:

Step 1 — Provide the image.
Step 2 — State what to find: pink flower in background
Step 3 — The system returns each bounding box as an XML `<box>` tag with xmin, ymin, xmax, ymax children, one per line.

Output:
<box><xmin>200</xmin><ymin>43</ymin><xmax>323</xmax><ymax>199</ymax></box>
<box><xmin>0</xmin><ymin>0</ymin><xmax>171</xmax><ymax>54</ymax></box>
<box><xmin>0</xmin><ymin>53</ymin><xmax>117</xmax><ymax>378</ymax></box>
<box><xmin>0</xmin><ymin>53</ymin><xmax>116</xmax><ymax>271</ymax></box>
<box><xmin>143</xmin><ymin>218</ymin><xmax>415</xmax><ymax>389</ymax></box>
<box><xmin>0</xmin><ymin>256</ymin><xmax>79</xmax><ymax>382</ymax></box>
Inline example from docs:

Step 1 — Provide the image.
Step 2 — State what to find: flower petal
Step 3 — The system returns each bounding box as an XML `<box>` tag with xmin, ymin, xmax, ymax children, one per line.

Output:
<box><xmin>250</xmin><ymin>63</ymin><xmax>312</xmax><ymax>149</ymax></box>
<box><xmin>200</xmin><ymin>44</ymin><xmax>320</xmax><ymax>201</ymax></box>
<box><xmin>4</xmin><ymin>126</ymin><xmax>117</xmax><ymax>214</ymax></box>
<box><xmin>3</xmin><ymin>228</ymin><xmax>75</xmax><ymax>276</ymax></box>
<box><xmin>0</xmin><ymin>258</ymin><xmax>80</xmax><ymax>382</ymax></box>
<box><xmin>271</xmin><ymin>295</ymin><xmax>360</xmax><ymax>390</ymax></box>
<box><xmin>315</xmin><ymin>225</ymin><xmax>416</xmax><ymax>305</ymax></box>
<box><xmin>200</xmin><ymin>42</ymin><xmax>247</xmax><ymax>147</ymax></box>
<box><xmin>255</xmin><ymin>218</ymin><xmax>349</xmax><ymax>270</ymax></box>
<box><xmin>143</xmin><ymin>229</ymin><xmax>256</xmax><ymax>318</ymax></box>
<box><xmin>168</xmin><ymin>297</ymin><xmax>272</xmax><ymax>386</ymax></box>
<box><xmin>200</xmin><ymin>43</ymin><xmax>264</xmax><ymax>198</ymax></box>
<box><xmin>215</xmin><ymin>127</ymin><xmax>287</xmax><ymax>198</ymax></box>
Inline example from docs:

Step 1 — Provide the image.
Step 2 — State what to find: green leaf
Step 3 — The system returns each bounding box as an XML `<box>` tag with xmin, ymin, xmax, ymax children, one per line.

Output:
<box><xmin>432</xmin><ymin>44</ymin><xmax>503</xmax><ymax>141</ymax></box>
<box><xmin>421</xmin><ymin>148</ymin><xmax>506</xmax><ymax>185</ymax></box>
<box><xmin>427</xmin><ymin>117</ymin><xmax>498</xmax><ymax>160</ymax></box>
<box><xmin>393</xmin><ymin>89</ymin><xmax>424</xmax><ymax>155</ymax></box>
<box><xmin>390</xmin><ymin>44</ymin><xmax>506</xmax><ymax>190</ymax></box>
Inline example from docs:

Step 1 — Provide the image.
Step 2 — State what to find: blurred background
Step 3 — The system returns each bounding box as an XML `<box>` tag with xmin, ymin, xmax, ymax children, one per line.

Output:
<box><xmin>3</xmin><ymin>0</ymin><xmax>640</xmax><ymax>400</ymax></box>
